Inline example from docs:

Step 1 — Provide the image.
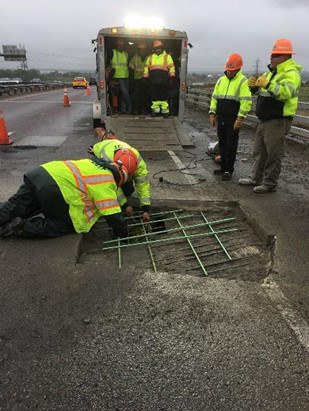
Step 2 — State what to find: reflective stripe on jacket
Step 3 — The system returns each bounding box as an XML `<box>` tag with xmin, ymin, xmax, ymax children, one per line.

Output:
<box><xmin>42</xmin><ymin>159</ymin><xmax>121</xmax><ymax>233</ymax></box>
<box><xmin>129</xmin><ymin>54</ymin><xmax>146</xmax><ymax>80</ymax></box>
<box><xmin>111</xmin><ymin>49</ymin><xmax>129</xmax><ymax>78</ymax></box>
<box><xmin>92</xmin><ymin>139</ymin><xmax>151</xmax><ymax>206</ymax></box>
<box><xmin>144</xmin><ymin>51</ymin><xmax>175</xmax><ymax>78</ymax></box>
<box><xmin>255</xmin><ymin>59</ymin><xmax>302</xmax><ymax>120</ymax></box>
<box><xmin>209</xmin><ymin>70</ymin><xmax>252</xmax><ymax>121</ymax></box>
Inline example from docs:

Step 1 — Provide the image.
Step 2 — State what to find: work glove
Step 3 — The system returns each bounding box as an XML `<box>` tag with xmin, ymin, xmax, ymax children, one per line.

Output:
<box><xmin>124</xmin><ymin>205</ymin><xmax>134</xmax><ymax>217</ymax></box>
<box><xmin>248</xmin><ymin>77</ymin><xmax>257</xmax><ymax>88</ymax></box>
<box><xmin>95</xmin><ymin>127</ymin><xmax>107</xmax><ymax>140</ymax></box>
<box><xmin>88</xmin><ymin>145</ymin><xmax>94</xmax><ymax>154</ymax></box>
<box><xmin>142</xmin><ymin>212</ymin><xmax>150</xmax><ymax>223</ymax></box>
<box><xmin>234</xmin><ymin>117</ymin><xmax>244</xmax><ymax>130</ymax></box>
<box><xmin>256</xmin><ymin>75</ymin><xmax>269</xmax><ymax>89</ymax></box>
<box><xmin>208</xmin><ymin>113</ymin><xmax>217</xmax><ymax>128</ymax></box>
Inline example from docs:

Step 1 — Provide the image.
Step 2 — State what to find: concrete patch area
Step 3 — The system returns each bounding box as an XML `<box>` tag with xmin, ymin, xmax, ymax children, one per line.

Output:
<box><xmin>14</xmin><ymin>135</ymin><xmax>68</xmax><ymax>147</ymax></box>
<box><xmin>80</xmin><ymin>200</ymin><xmax>274</xmax><ymax>281</ymax></box>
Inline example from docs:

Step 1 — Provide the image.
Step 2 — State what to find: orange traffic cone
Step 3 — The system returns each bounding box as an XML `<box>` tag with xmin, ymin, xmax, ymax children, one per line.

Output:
<box><xmin>86</xmin><ymin>84</ymin><xmax>91</xmax><ymax>95</ymax></box>
<box><xmin>63</xmin><ymin>87</ymin><xmax>70</xmax><ymax>107</ymax></box>
<box><xmin>0</xmin><ymin>109</ymin><xmax>13</xmax><ymax>145</ymax></box>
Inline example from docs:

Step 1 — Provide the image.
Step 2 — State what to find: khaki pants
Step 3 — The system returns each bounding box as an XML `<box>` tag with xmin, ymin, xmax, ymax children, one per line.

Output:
<box><xmin>250</xmin><ymin>118</ymin><xmax>292</xmax><ymax>187</ymax></box>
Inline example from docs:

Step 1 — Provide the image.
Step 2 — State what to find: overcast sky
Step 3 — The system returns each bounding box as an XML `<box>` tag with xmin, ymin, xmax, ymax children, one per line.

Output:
<box><xmin>0</xmin><ymin>0</ymin><xmax>308</xmax><ymax>74</ymax></box>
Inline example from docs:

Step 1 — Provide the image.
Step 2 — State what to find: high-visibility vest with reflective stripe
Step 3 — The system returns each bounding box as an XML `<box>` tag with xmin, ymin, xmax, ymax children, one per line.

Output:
<box><xmin>210</xmin><ymin>70</ymin><xmax>252</xmax><ymax>118</ymax></box>
<box><xmin>144</xmin><ymin>51</ymin><xmax>175</xmax><ymax>77</ymax></box>
<box><xmin>42</xmin><ymin>159</ymin><xmax>121</xmax><ymax>233</ymax></box>
<box><xmin>92</xmin><ymin>139</ymin><xmax>151</xmax><ymax>206</ymax></box>
<box><xmin>111</xmin><ymin>49</ymin><xmax>129</xmax><ymax>78</ymax></box>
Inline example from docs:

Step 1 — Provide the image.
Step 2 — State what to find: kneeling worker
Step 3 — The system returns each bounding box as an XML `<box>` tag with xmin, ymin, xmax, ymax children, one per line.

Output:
<box><xmin>0</xmin><ymin>158</ymin><xmax>129</xmax><ymax>238</ymax></box>
<box><xmin>90</xmin><ymin>128</ymin><xmax>151</xmax><ymax>223</ymax></box>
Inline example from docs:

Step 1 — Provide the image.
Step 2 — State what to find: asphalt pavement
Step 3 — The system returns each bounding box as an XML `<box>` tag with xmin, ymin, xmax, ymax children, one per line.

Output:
<box><xmin>0</xmin><ymin>92</ymin><xmax>308</xmax><ymax>410</ymax></box>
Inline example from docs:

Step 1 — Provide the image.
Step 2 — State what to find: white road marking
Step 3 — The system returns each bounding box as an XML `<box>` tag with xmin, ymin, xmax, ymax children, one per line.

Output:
<box><xmin>172</xmin><ymin>152</ymin><xmax>309</xmax><ymax>353</ymax></box>
<box><xmin>262</xmin><ymin>278</ymin><xmax>309</xmax><ymax>353</ymax></box>
<box><xmin>168</xmin><ymin>150</ymin><xmax>198</xmax><ymax>185</ymax></box>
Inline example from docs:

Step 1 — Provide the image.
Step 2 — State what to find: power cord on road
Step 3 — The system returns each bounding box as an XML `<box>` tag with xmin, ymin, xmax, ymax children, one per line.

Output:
<box><xmin>152</xmin><ymin>149</ymin><xmax>213</xmax><ymax>186</ymax></box>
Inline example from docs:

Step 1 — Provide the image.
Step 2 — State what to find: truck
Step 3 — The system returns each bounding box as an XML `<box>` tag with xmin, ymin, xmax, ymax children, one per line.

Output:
<box><xmin>92</xmin><ymin>24</ymin><xmax>193</xmax><ymax>151</ymax></box>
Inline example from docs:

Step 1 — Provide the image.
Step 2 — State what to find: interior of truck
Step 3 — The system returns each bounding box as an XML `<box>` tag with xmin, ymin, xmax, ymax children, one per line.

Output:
<box><xmin>101</xmin><ymin>36</ymin><xmax>183</xmax><ymax>116</ymax></box>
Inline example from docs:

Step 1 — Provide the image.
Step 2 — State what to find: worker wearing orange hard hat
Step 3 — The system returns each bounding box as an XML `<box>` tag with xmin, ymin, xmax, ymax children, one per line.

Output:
<box><xmin>143</xmin><ymin>39</ymin><xmax>175</xmax><ymax>117</ymax></box>
<box><xmin>209</xmin><ymin>53</ymin><xmax>252</xmax><ymax>181</ymax></box>
<box><xmin>239</xmin><ymin>39</ymin><xmax>302</xmax><ymax>193</ymax></box>
<box><xmin>0</xmin><ymin>157</ymin><xmax>129</xmax><ymax>238</ymax></box>
<box><xmin>88</xmin><ymin>127</ymin><xmax>151</xmax><ymax>222</ymax></box>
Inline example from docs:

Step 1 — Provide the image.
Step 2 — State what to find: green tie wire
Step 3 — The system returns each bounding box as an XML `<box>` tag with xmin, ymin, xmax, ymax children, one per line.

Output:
<box><xmin>102</xmin><ymin>227</ymin><xmax>238</xmax><ymax>251</ymax></box>
<box><xmin>200</xmin><ymin>211</ymin><xmax>232</xmax><ymax>260</ymax></box>
<box><xmin>103</xmin><ymin>216</ymin><xmax>236</xmax><ymax>245</ymax></box>
<box><xmin>172</xmin><ymin>211</ymin><xmax>208</xmax><ymax>276</ymax></box>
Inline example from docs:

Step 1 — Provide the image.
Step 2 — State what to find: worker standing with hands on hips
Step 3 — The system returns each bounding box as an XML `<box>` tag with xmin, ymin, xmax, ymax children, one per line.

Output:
<box><xmin>143</xmin><ymin>39</ymin><xmax>175</xmax><ymax>118</ymax></box>
<box><xmin>89</xmin><ymin>128</ymin><xmax>151</xmax><ymax>223</ymax></box>
<box><xmin>0</xmin><ymin>158</ymin><xmax>129</xmax><ymax>238</ymax></box>
<box><xmin>209</xmin><ymin>53</ymin><xmax>252</xmax><ymax>181</ymax></box>
<box><xmin>239</xmin><ymin>39</ymin><xmax>302</xmax><ymax>193</ymax></box>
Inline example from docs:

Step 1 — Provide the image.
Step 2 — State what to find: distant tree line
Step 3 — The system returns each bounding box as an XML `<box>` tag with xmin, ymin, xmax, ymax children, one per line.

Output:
<box><xmin>0</xmin><ymin>69</ymin><xmax>94</xmax><ymax>83</ymax></box>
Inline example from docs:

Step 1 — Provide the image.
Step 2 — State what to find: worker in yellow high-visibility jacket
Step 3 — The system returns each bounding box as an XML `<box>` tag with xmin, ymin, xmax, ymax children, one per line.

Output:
<box><xmin>0</xmin><ymin>158</ymin><xmax>129</xmax><ymax>238</ymax></box>
<box><xmin>209</xmin><ymin>53</ymin><xmax>252</xmax><ymax>181</ymax></box>
<box><xmin>89</xmin><ymin>128</ymin><xmax>151</xmax><ymax>223</ymax></box>
<box><xmin>143</xmin><ymin>39</ymin><xmax>175</xmax><ymax>117</ymax></box>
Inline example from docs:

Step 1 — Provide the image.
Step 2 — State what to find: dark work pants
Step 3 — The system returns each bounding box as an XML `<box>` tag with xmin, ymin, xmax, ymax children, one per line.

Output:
<box><xmin>217</xmin><ymin>122</ymin><xmax>240</xmax><ymax>174</ymax></box>
<box><xmin>0</xmin><ymin>170</ymin><xmax>74</xmax><ymax>238</ymax></box>
<box><xmin>131</xmin><ymin>79</ymin><xmax>149</xmax><ymax>113</ymax></box>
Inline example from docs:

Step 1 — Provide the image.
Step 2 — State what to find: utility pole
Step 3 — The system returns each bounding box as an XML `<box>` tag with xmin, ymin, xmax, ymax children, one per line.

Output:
<box><xmin>254</xmin><ymin>58</ymin><xmax>261</xmax><ymax>76</ymax></box>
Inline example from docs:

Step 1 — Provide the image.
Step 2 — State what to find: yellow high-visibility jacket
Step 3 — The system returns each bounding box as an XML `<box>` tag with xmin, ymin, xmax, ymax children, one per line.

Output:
<box><xmin>42</xmin><ymin>159</ymin><xmax>121</xmax><ymax>233</ymax></box>
<box><xmin>209</xmin><ymin>70</ymin><xmax>252</xmax><ymax>122</ymax></box>
<box><xmin>92</xmin><ymin>139</ymin><xmax>151</xmax><ymax>207</ymax></box>
<box><xmin>255</xmin><ymin>59</ymin><xmax>302</xmax><ymax>120</ymax></box>
<box><xmin>111</xmin><ymin>49</ymin><xmax>129</xmax><ymax>79</ymax></box>
<box><xmin>129</xmin><ymin>54</ymin><xmax>147</xmax><ymax>80</ymax></box>
<box><xmin>144</xmin><ymin>51</ymin><xmax>175</xmax><ymax>78</ymax></box>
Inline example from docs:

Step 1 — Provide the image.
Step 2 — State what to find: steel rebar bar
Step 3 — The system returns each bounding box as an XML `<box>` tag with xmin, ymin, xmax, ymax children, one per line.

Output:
<box><xmin>102</xmin><ymin>227</ymin><xmax>238</xmax><ymax>251</ymax></box>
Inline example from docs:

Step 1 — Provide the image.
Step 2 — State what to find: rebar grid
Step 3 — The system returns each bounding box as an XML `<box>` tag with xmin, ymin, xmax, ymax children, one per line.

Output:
<box><xmin>102</xmin><ymin>209</ymin><xmax>239</xmax><ymax>276</ymax></box>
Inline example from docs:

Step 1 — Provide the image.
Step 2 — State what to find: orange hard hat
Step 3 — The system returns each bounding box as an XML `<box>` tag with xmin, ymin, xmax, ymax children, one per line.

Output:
<box><xmin>225</xmin><ymin>53</ymin><xmax>243</xmax><ymax>71</ymax></box>
<box><xmin>138</xmin><ymin>41</ymin><xmax>148</xmax><ymax>49</ymax></box>
<box><xmin>271</xmin><ymin>39</ymin><xmax>295</xmax><ymax>55</ymax></box>
<box><xmin>114</xmin><ymin>148</ymin><xmax>138</xmax><ymax>176</ymax></box>
<box><xmin>153</xmin><ymin>39</ymin><xmax>163</xmax><ymax>48</ymax></box>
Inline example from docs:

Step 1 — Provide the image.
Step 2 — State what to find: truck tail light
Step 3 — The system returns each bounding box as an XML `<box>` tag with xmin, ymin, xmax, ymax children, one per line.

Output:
<box><xmin>181</xmin><ymin>82</ymin><xmax>186</xmax><ymax>91</ymax></box>
<box><xmin>100</xmin><ymin>80</ymin><xmax>105</xmax><ymax>89</ymax></box>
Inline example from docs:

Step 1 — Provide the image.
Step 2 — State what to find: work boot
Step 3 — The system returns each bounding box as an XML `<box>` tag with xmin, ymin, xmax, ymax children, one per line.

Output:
<box><xmin>253</xmin><ymin>184</ymin><xmax>276</xmax><ymax>194</ymax></box>
<box><xmin>238</xmin><ymin>178</ymin><xmax>259</xmax><ymax>186</ymax></box>
<box><xmin>0</xmin><ymin>217</ymin><xmax>24</xmax><ymax>237</ymax></box>
<box><xmin>221</xmin><ymin>172</ymin><xmax>232</xmax><ymax>181</ymax></box>
<box><xmin>213</xmin><ymin>169</ymin><xmax>223</xmax><ymax>175</ymax></box>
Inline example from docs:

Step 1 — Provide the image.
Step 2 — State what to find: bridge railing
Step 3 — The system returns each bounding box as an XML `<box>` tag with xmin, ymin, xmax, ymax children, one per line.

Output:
<box><xmin>186</xmin><ymin>88</ymin><xmax>309</xmax><ymax>142</ymax></box>
<box><xmin>0</xmin><ymin>82</ymin><xmax>72</xmax><ymax>98</ymax></box>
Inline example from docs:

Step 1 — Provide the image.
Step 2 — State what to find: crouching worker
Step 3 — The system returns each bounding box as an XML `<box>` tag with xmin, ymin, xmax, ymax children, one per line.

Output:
<box><xmin>0</xmin><ymin>158</ymin><xmax>129</xmax><ymax>238</ymax></box>
<box><xmin>89</xmin><ymin>127</ymin><xmax>151</xmax><ymax>223</ymax></box>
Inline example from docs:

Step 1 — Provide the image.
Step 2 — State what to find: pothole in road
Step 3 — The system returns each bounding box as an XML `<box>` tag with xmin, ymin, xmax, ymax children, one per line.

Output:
<box><xmin>79</xmin><ymin>201</ymin><xmax>275</xmax><ymax>280</ymax></box>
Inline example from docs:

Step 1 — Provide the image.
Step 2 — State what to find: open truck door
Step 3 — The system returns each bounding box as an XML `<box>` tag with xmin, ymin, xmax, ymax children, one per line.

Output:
<box><xmin>92</xmin><ymin>25</ymin><xmax>193</xmax><ymax>150</ymax></box>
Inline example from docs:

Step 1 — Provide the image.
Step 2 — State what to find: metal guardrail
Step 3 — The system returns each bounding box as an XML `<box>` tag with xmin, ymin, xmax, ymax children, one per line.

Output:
<box><xmin>0</xmin><ymin>83</ymin><xmax>71</xmax><ymax>98</ymax></box>
<box><xmin>186</xmin><ymin>89</ymin><xmax>309</xmax><ymax>142</ymax></box>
